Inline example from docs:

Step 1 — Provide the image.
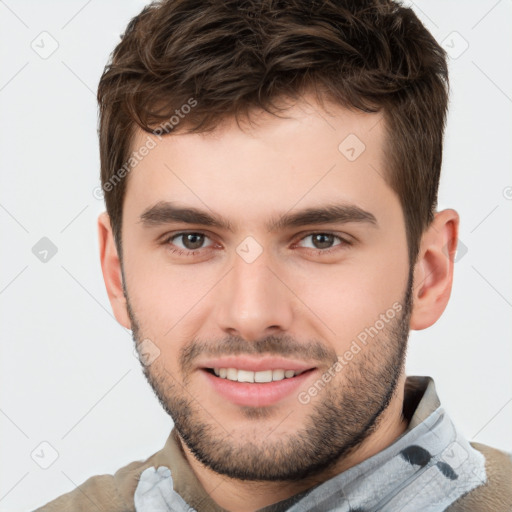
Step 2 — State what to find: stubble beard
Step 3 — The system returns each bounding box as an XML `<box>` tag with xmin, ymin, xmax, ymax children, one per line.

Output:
<box><xmin>126</xmin><ymin>273</ymin><xmax>412</xmax><ymax>482</ymax></box>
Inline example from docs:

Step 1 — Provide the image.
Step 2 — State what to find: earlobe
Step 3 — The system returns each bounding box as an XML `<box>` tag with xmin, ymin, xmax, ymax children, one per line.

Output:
<box><xmin>97</xmin><ymin>212</ymin><xmax>131</xmax><ymax>329</ymax></box>
<box><xmin>409</xmin><ymin>209</ymin><xmax>460</xmax><ymax>331</ymax></box>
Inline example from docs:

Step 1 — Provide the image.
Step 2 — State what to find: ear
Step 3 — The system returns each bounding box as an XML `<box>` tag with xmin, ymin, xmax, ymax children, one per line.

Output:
<box><xmin>97</xmin><ymin>212</ymin><xmax>131</xmax><ymax>329</ymax></box>
<box><xmin>409</xmin><ymin>209</ymin><xmax>460</xmax><ymax>331</ymax></box>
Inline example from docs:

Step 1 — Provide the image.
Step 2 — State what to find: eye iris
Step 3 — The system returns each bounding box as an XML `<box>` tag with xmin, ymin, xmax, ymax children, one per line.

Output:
<box><xmin>182</xmin><ymin>233</ymin><xmax>204</xmax><ymax>250</ymax></box>
<box><xmin>312</xmin><ymin>234</ymin><xmax>334</xmax><ymax>249</ymax></box>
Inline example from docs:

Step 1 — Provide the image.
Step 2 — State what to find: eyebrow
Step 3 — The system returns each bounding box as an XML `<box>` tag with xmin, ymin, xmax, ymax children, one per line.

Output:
<box><xmin>138</xmin><ymin>201</ymin><xmax>377</xmax><ymax>232</ymax></box>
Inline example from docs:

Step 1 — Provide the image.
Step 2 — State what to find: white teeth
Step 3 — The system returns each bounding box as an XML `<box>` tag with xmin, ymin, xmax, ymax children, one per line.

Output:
<box><xmin>237</xmin><ymin>369</ymin><xmax>254</xmax><ymax>383</ymax></box>
<box><xmin>272</xmin><ymin>369</ymin><xmax>285</xmax><ymax>381</ymax></box>
<box><xmin>254</xmin><ymin>370</ymin><xmax>273</xmax><ymax>383</ymax></box>
<box><xmin>212</xmin><ymin>367</ymin><xmax>303</xmax><ymax>382</ymax></box>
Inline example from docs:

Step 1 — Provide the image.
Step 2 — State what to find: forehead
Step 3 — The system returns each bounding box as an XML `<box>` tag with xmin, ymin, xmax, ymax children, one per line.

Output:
<box><xmin>122</xmin><ymin>96</ymin><xmax>395</xmax><ymax>229</ymax></box>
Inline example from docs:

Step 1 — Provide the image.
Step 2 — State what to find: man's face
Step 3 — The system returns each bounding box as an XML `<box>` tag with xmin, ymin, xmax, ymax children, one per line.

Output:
<box><xmin>120</xmin><ymin>96</ymin><xmax>412</xmax><ymax>480</ymax></box>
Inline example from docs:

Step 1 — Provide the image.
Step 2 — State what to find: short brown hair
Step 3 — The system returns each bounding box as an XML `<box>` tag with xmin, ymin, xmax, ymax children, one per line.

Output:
<box><xmin>97</xmin><ymin>0</ymin><xmax>449</xmax><ymax>265</ymax></box>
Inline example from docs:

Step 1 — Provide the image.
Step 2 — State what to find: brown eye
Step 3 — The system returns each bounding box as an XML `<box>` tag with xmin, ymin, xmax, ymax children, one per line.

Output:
<box><xmin>164</xmin><ymin>232</ymin><xmax>215</xmax><ymax>255</ymax></box>
<box><xmin>311</xmin><ymin>234</ymin><xmax>336</xmax><ymax>249</ymax></box>
<box><xmin>174</xmin><ymin>233</ymin><xmax>206</xmax><ymax>250</ymax></box>
<box><xmin>298</xmin><ymin>233</ymin><xmax>343</xmax><ymax>250</ymax></box>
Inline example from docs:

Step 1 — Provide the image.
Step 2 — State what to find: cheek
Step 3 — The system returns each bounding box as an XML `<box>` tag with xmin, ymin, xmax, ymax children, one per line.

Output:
<box><xmin>123</xmin><ymin>246</ymin><xmax>219</xmax><ymax>334</ymax></box>
<box><xmin>291</xmin><ymin>259</ymin><xmax>406</xmax><ymax>344</ymax></box>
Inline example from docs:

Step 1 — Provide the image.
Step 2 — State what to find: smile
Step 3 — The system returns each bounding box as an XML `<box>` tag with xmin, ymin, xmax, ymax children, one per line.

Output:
<box><xmin>201</xmin><ymin>365</ymin><xmax>317</xmax><ymax>407</ymax></box>
<box><xmin>207</xmin><ymin>367</ymin><xmax>308</xmax><ymax>383</ymax></box>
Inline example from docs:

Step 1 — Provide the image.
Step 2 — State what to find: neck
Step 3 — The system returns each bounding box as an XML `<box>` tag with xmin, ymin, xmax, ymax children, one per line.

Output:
<box><xmin>178</xmin><ymin>374</ymin><xmax>408</xmax><ymax>512</ymax></box>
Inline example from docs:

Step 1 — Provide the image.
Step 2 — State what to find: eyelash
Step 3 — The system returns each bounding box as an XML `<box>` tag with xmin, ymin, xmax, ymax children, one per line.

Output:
<box><xmin>161</xmin><ymin>231</ymin><xmax>352</xmax><ymax>257</ymax></box>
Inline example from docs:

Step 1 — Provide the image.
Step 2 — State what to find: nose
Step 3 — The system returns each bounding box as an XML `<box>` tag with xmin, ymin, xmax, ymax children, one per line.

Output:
<box><xmin>215</xmin><ymin>252</ymin><xmax>295</xmax><ymax>342</ymax></box>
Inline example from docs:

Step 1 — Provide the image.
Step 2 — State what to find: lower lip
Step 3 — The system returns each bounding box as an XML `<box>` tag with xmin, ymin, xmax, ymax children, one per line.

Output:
<box><xmin>201</xmin><ymin>368</ymin><xmax>316</xmax><ymax>407</ymax></box>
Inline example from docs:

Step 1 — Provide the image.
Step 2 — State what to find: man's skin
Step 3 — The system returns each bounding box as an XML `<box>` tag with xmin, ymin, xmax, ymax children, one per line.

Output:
<box><xmin>98</xmin><ymin>94</ymin><xmax>459</xmax><ymax>511</ymax></box>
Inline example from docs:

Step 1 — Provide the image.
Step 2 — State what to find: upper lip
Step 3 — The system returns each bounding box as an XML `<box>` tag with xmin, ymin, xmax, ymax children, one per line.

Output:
<box><xmin>199</xmin><ymin>356</ymin><xmax>317</xmax><ymax>372</ymax></box>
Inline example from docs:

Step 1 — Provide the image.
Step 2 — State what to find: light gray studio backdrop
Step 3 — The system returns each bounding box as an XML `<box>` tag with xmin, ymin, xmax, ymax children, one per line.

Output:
<box><xmin>0</xmin><ymin>0</ymin><xmax>511</xmax><ymax>510</ymax></box>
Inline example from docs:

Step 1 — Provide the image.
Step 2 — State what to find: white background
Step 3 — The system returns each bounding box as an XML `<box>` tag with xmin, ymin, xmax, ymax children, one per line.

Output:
<box><xmin>0</xmin><ymin>1</ymin><xmax>511</xmax><ymax>510</ymax></box>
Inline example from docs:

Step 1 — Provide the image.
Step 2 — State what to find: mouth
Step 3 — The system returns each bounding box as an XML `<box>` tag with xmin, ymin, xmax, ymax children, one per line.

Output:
<box><xmin>203</xmin><ymin>367</ymin><xmax>313</xmax><ymax>383</ymax></box>
<box><xmin>198</xmin><ymin>358</ymin><xmax>318</xmax><ymax>407</ymax></box>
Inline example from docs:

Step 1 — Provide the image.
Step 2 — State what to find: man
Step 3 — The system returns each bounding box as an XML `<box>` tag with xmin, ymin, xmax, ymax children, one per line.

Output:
<box><xmin>35</xmin><ymin>0</ymin><xmax>512</xmax><ymax>510</ymax></box>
